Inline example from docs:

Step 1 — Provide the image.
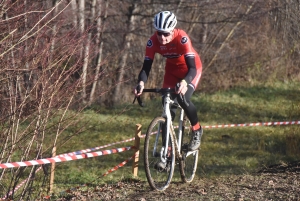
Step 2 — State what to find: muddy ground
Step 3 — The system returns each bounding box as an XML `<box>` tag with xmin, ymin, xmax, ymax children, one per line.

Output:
<box><xmin>56</xmin><ymin>161</ymin><xmax>300</xmax><ymax>201</ymax></box>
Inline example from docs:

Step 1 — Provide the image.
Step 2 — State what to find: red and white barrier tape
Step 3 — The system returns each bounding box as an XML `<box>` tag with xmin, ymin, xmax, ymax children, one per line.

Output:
<box><xmin>56</xmin><ymin>137</ymin><xmax>135</xmax><ymax>157</ymax></box>
<box><xmin>2</xmin><ymin>120</ymin><xmax>299</xmax><ymax>169</ymax></box>
<box><xmin>43</xmin><ymin>154</ymin><xmax>136</xmax><ymax>198</ymax></box>
<box><xmin>1</xmin><ymin>120</ymin><xmax>298</xmax><ymax>199</ymax></box>
<box><xmin>102</xmin><ymin>154</ymin><xmax>135</xmax><ymax>177</ymax></box>
<box><xmin>202</xmin><ymin>120</ymin><xmax>300</xmax><ymax>129</ymax></box>
<box><xmin>57</xmin><ymin>120</ymin><xmax>298</xmax><ymax>159</ymax></box>
<box><xmin>1</xmin><ymin>149</ymin><xmax>136</xmax><ymax>199</ymax></box>
<box><xmin>0</xmin><ymin>146</ymin><xmax>133</xmax><ymax>169</ymax></box>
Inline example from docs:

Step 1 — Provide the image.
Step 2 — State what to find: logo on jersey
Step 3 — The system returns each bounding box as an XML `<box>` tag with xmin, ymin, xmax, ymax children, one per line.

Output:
<box><xmin>181</xmin><ymin>37</ymin><xmax>188</xmax><ymax>44</ymax></box>
<box><xmin>147</xmin><ymin>39</ymin><xmax>153</xmax><ymax>47</ymax></box>
<box><xmin>164</xmin><ymin>53</ymin><xmax>181</xmax><ymax>58</ymax></box>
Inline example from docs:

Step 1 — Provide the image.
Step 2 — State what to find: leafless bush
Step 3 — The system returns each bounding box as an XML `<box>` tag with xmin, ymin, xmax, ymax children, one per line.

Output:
<box><xmin>0</xmin><ymin>1</ymin><xmax>109</xmax><ymax>199</ymax></box>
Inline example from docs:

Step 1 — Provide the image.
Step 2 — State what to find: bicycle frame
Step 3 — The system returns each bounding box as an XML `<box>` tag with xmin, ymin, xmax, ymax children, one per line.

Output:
<box><xmin>134</xmin><ymin>87</ymin><xmax>187</xmax><ymax>163</ymax></box>
<box><xmin>158</xmin><ymin>91</ymin><xmax>184</xmax><ymax>163</ymax></box>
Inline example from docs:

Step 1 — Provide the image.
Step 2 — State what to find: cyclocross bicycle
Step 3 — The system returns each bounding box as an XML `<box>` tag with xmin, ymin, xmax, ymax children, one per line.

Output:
<box><xmin>134</xmin><ymin>86</ymin><xmax>199</xmax><ymax>191</ymax></box>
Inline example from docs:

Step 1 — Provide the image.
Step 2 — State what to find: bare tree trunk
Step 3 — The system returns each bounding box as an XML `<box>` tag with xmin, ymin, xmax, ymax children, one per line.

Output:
<box><xmin>49</xmin><ymin>0</ymin><xmax>59</xmax><ymax>64</ymax></box>
<box><xmin>4</xmin><ymin>8</ymin><xmax>24</xmax><ymax>101</ymax></box>
<box><xmin>113</xmin><ymin>2</ymin><xmax>138</xmax><ymax>104</ymax></box>
<box><xmin>77</xmin><ymin>0</ymin><xmax>88</xmax><ymax>103</ymax></box>
<box><xmin>70</xmin><ymin>0</ymin><xmax>78</xmax><ymax>27</ymax></box>
<box><xmin>89</xmin><ymin>0</ymin><xmax>108</xmax><ymax>105</ymax></box>
<box><xmin>24</xmin><ymin>0</ymin><xmax>31</xmax><ymax>96</ymax></box>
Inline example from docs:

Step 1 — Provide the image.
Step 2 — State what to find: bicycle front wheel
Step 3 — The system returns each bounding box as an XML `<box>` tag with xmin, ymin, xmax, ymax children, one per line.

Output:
<box><xmin>179</xmin><ymin>119</ymin><xmax>198</xmax><ymax>183</ymax></box>
<box><xmin>144</xmin><ymin>117</ymin><xmax>175</xmax><ymax>191</ymax></box>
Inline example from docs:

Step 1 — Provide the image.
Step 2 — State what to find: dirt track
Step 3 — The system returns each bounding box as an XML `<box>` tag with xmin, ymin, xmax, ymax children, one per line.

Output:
<box><xmin>56</xmin><ymin>161</ymin><xmax>300</xmax><ymax>201</ymax></box>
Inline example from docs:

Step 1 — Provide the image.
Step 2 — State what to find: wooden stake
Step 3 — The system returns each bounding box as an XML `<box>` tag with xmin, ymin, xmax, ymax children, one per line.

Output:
<box><xmin>132</xmin><ymin>124</ymin><xmax>141</xmax><ymax>177</ymax></box>
<box><xmin>49</xmin><ymin>146</ymin><xmax>56</xmax><ymax>194</ymax></box>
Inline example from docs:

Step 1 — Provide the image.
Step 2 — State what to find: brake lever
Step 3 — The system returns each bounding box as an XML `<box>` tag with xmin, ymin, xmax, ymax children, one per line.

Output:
<box><xmin>180</xmin><ymin>94</ymin><xmax>189</xmax><ymax>107</ymax></box>
<box><xmin>132</xmin><ymin>85</ymin><xmax>145</xmax><ymax>107</ymax></box>
<box><xmin>176</xmin><ymin>82</ymin><xmax>189</xmax><ymax>107</ymax></box>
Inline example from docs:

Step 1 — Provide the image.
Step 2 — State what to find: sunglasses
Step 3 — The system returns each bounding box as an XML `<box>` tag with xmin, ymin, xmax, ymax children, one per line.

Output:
<box><xmin>157</xmin><ymin>31</ymin><xmax>171</xmax><ymax>37</ymax></box>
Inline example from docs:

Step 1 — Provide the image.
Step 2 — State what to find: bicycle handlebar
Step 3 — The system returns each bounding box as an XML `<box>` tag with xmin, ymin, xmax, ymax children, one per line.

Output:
<box><xmin>133</xmin><ymin>87</ymin><xmax>189</xmax><ymax>107</ymax></box>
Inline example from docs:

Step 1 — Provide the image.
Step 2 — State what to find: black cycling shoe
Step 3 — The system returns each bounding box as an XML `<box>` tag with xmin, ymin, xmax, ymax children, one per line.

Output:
<box><xmin>188</xmin><ymin>126</ymin><xmax>203</xmax><ymax>151</ymax></box>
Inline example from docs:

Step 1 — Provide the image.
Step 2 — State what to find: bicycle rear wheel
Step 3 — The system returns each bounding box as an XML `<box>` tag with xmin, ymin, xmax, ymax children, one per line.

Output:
<box><xmin>144</xmin><ymin>117</ymin><xmax>175</xmax><ymax>191</ymax></box>
<box><xmin>179</xmin><ymin>118</ymin><xmax>198</xmax><ymax>183</ymax></box>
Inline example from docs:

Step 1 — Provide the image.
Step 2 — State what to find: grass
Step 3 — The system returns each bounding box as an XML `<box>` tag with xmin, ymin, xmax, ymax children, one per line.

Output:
<box><xmin>4</xmin><ymin>82</ymin><xmax>300</xmax><ymax>197</ymax></box>
<box><xmin>61</xmin><ymin>83</ymin><xmax>297</xmax><ymax>179</ymax></box>
<box><xmin>51</xmin><ymin>82</ymin><xmax>300</xmax><ymax>187</ymax></box>
<box><xmin>194</xmin><ymin>82</ymin><xmax>300</xmax><ymax>178</ymax></box>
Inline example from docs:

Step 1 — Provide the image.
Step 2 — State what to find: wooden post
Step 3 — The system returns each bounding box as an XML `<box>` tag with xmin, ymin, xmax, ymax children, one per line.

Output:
<box><xmin>49</xmin><ymin>146</ymin><xmax>56</xmax><ymax>194</ymax></box>
<box><xmin>132</xmin><ymin>124</ymin><xmax>141</xmax><ymax>177</ymax></box>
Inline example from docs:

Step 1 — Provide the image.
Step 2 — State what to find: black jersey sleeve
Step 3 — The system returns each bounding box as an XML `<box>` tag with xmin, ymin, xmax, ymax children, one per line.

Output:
<box><xmin>138</xmin><ymin>59</ymin><xmax>153</xmax><ymax>83</ymax></box>
<box><xmin>183</xmin><ymin>55</ymin><xmax>197</xmax><ymax>84</ymax></box>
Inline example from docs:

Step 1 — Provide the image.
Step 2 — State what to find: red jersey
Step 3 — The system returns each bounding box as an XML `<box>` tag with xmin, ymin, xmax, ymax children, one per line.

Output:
<box><xmin>145</xmin><ymin>29</ymin><xmax>202</xmax><ymax>88</ymax></box>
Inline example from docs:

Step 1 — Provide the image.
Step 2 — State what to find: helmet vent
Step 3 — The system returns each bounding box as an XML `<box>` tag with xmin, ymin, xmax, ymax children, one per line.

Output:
<box><xmin>163</xmin><ymin>13</ymin><xmax>172</xmax><ymax>29</ymax></box>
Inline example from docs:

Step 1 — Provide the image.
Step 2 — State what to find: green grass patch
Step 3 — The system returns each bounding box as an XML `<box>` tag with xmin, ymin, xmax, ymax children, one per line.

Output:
<box><xmin>51</xmin><ymin>82</ymin><xmax>300</xmax><ymax>190</ymax></box>
<box><xmin>4</xmin><ymin>82</ymin><xmax>300</xmax><ymax>195</ymax></box>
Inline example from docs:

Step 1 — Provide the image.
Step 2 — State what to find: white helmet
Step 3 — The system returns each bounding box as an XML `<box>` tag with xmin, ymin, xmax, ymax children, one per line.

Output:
<box><xmin>153</xmin><ymin>11</ymin><xmax>177</xmax><ymax>33</ymax></box>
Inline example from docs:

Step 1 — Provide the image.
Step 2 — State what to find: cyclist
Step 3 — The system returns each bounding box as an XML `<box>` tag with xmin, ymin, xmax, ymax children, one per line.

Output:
<box><xmin>134</xmin><ymin>11</ymin><xmax>203</xmax><ymax>151</ymax></box>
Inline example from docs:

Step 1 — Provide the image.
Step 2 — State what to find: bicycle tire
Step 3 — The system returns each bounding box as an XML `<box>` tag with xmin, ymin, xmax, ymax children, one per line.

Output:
<box><xmin>144</xmin><ymin>117</ymin><xmax>175</xmax><ymax>191</ymax></box>
<box><xmin>179</xmin><ymin>118</ymin><xmax>198</xmax><ymax>183</ymax></box>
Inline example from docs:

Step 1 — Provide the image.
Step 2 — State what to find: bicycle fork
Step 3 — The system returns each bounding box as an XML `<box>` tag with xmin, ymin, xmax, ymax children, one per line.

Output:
<box><xmin>153</xmin><ymin>94</ymin><xmax>184</xmax><ymax>163</ymax></box>
<box><xmin>152</xmin><ymin>122</ymin><xmax>170</xmax><ymax>163</ymax></box>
